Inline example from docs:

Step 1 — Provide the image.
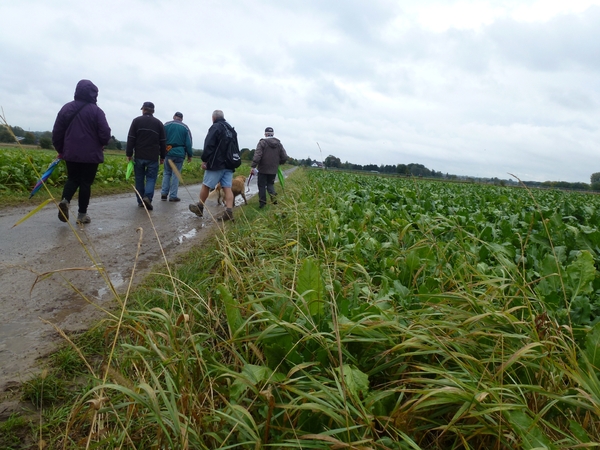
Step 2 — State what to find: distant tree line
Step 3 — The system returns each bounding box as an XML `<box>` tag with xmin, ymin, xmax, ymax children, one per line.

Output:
<box><xmin>0</xmin><ymin>125</ymin><xmax>42</xmax><ymax>146</ymax></box>
<box><xmin>528</xmin><ymin>180</ymin><xmax>592</xmax><ymax>191</ymax></box>
<box><xmin>290</xmin><ymin>154</ymin><xmax>443</xmax><ymax>177</ymax></box>
<box><xmin>3</xmin><ymin>125</ymin><xmax>600</xmax><ymax>191</ymax></box>
<box><xmin>1</xmin><ymin>124</ymin><xmax>128</xmax><ymax>151</ymax></box>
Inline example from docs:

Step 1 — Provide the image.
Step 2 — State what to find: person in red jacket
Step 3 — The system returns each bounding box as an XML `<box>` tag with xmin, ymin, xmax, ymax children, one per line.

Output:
<box><xmin>52</xmin><ymin>79</ymin><xmax>111</xmax><ymax>224</ymax></box>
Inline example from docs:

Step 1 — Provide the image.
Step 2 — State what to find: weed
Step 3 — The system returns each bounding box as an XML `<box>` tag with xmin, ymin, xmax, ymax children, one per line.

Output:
<box><xmin>21</xmin><ymin>371</ymin><xmax>67</xmax><ymax>408</ymax></box>
<box><xmin>0</xmin><ymin>413</ymin><xmax>29</xmax><ymax>449</ymax></box>
<box><xmin>50</xmin><ymin>347</ymin><xmax>87</xmax><ymax>376</ymax></box>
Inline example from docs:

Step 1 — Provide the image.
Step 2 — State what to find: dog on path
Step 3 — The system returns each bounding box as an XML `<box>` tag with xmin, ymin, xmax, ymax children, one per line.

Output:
<box><xmin>216</xmin><ymin>175</ymin><xmax>247</xmax><ymax>206</ymax></box>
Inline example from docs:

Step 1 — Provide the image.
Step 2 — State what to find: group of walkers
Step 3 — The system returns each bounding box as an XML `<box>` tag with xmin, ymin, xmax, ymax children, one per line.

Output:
<box><xmin>51</xmin><ymin>79</ymin><xmax>288</xmax><ymax>224</ymax></box>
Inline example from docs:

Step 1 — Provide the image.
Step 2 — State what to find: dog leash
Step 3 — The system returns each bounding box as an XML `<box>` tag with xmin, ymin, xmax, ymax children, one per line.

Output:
<box><xmin>246</xmin><ymin>172</ymin><xmax>254</xmax><ymax>193</ymax></box>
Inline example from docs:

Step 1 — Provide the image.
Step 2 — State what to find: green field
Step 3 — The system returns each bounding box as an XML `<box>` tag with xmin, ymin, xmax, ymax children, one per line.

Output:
<box><xmin>4</xmin><ymin>168</ymin><xmax>600</xmax><ymax>449</ymax></box>
<box><xmin>0</xmin><ymin>147</ymin><xmax>212</xmax><ymax>208</ymax></box>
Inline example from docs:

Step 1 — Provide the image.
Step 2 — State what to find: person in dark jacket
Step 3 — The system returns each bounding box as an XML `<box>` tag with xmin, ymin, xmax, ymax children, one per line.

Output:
<box><xmin>251</xmin><ymin>127</ymin><xmax>288</xmax><ymax>208</ymax></box>
<box><xmin>189</xmin><ymin>110</ymin><xmax>238</xmax><ymax>221</ymax></box>
<box><xmin>126</xmin><ymin>102</ymin><xmax>166</xmax><ymax>210</ymax></box>
<box><xmin>160</xmin><ymin>111</ymin><xmax>193</xmax><ymax>202</ymax></box>
<box><xmin>52</xmin><ymin>79</ymin><xmax>111</xmax><ymax>224</ymax></box>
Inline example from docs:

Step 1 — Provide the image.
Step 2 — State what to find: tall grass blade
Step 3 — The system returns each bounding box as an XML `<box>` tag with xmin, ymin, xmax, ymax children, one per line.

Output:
<box><xmin>11</xmin><ymin>198</ymin><xmax>53</xmax><ymax>228</ymax></box>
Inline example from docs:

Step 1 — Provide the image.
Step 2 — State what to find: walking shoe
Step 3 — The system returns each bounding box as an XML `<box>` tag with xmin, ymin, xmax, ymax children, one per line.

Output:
<box><xmin>217</xmin><ymin>209</ymin><xmax>234</xmax><ymax>222</ymax></box>
<box><xmin>272</xmin><ymin>200</ymin><xmax>278</xmax><ymax>205</ymax></box>
<box><xmin>169</xmin><ymin>197</ymin><xmax>181</xmax><ymax>202</ymax></box>
<box><xmin>76</xmin><ymin>213</ymin><xmax>91</xmax><ymax>224</ymax></box>
<box><xmin>58</xmin><ymin>199</ymin><xmax>69</xmax><ymax>222</ymax></box>
<box><xmin>161</xmin><ymin>194</ymin><xmax>168</xmax><ymax>201</ymax></box>
<box><xmin>259</xmin><ymin>203</ymin><xmax>266</xmax><ymax>209</ymax></box>
<box><xmin>142</xmin><ymin>197</ymin><xmax>153</xmax><ymax>211</ymax></box>
<box><xmin>189</xmin><ymin>203</ymin><xmax>204</xmax><ymax>217</ymax></box>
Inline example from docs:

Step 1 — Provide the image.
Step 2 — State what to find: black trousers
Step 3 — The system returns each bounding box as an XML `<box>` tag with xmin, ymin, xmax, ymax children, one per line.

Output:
<box><xmin>257</xmin><ymin>172</ymin><xmax>277</xmax><ymax>205</ymax></box>
<box><xmin>62</xmin><ymin>161</ymin><xmax>99</xmax><ymax>214</ymax></box>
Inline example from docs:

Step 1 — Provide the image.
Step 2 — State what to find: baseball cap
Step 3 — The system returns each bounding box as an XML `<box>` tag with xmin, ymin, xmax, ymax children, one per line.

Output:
<box><xmin>141</xmin><ymin>101</ymin><xmax>155</xmax><ymax>110</ymax></box>
<box><xmin>265</xmin><ymin>127</ymin><xmax>274</xmax><ymax>133</ymax></box>
<box><xmin>174</xmin><ymin>112</ymin><xmax>183</xmax><ymax>118</ymax></box>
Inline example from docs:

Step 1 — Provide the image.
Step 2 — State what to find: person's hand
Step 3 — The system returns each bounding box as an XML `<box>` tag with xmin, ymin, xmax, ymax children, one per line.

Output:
<box><xmin>251</xmin><ymin>168</ymin><xmax>258</xmax><ymax>176</ymax></box>
<box><xmin>188</xmin><ymin>157</ymin><xmax>192</xmax><ymax>163</ymax></box>
<box><xmin>127</xmin><ymin>156</ymin><xmax>132</xmax><ymax>162</ymax></box>
<box><xmin>202</xmin><ymin>162</ymin><xmax>207</xmax><ymax>170</ymax></box>
<box><xmin>160</xmin><ymin>158</ymin><xmax>165</xmax><ymax>164</ymax></box>
<box><xmin>57</xmin><ymin>153</ymin><xmax>64</xmax><ymax>160</ymax></box>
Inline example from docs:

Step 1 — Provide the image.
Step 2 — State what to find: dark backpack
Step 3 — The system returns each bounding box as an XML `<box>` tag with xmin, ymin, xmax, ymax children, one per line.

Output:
<box><xmin>221</xmin><ymin>122</ymin><xmax>241</xmax><ymax>170</ymax></box>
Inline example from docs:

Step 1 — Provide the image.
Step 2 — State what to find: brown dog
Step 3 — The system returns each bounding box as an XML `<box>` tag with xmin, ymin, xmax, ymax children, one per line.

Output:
<box><xmin>216</xmin><ymin>175</ymin><xmax>247</xmax><ymax>206</ymax></box>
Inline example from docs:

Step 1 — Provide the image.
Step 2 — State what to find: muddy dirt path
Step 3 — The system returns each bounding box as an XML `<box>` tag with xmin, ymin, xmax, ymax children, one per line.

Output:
<box><xmin>0</xmin><ymin>177</ymin><xmax>261</xmax><ymax>394</ymax></box>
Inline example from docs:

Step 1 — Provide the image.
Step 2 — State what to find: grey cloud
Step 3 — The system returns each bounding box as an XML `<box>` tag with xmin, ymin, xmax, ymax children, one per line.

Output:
<box><xmin>287</xmin><ymin>42</ymin><xmax>376</xmax><ymax>81</ymax></box>
<box><xmin>487</xmin><ymin>7</ymin><xmax>600</xmax><ymax>71</ymax></box>
<box><xmin>295</xmin><ymin>79</ymin><xmax>354</xmax><ymax>112</ymax></box>
<box><xmin>548</xmin><ymin>88</ymin><xmax>596</xmax><ymax>111</ymax></box>
<box><xmin>303</xmin><ymin>0</ymin><xmax>401</xmax><ymax>43</ymax></box>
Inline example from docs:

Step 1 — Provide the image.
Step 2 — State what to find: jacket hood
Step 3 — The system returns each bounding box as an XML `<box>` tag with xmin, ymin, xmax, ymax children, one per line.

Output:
<box><xmin>263</xmin><ymin>137</ymin><xmax>281</xmax><ymax>148</ymax></box>
<box><xmin>74</xmin><ymin>79</ymin><xmax>98</xmax><ymax>104</ymax></box>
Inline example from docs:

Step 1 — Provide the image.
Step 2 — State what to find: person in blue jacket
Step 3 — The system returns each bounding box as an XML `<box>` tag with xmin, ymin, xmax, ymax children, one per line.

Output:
<box><xmin>160</xmin><ymin>112</ymin><xmax>193</xmax><ymax>202</ymax></box>
<box><xmin>52</xmin><ymin>79</ymin><xmax>111</xmax><ymax>224</ymax></box>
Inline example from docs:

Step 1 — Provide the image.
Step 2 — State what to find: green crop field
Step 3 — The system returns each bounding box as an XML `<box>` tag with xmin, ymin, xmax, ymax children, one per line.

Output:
<box><xmin>0</xmin><ymin>147</ymin><xmax>210</xmax><ymax>207</ymax></box>
<box><xmin>5</xmin><ymin>168</ymin><xmax>600</xmax><ymax>449</ymax></box>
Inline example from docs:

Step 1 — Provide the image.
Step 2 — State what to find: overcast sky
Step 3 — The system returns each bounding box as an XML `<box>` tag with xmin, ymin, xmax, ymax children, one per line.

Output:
<box><xmin>1</xmin><ymin>0</ymin><xmax>600</xmax><ymax>182</ymax></box>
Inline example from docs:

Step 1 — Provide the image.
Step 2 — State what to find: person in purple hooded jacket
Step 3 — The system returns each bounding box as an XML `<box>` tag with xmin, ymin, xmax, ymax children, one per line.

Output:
<box><xmin>52</xmin><ymin>79</ymin><xmax>111</xmax><ymax>224</ymax></box>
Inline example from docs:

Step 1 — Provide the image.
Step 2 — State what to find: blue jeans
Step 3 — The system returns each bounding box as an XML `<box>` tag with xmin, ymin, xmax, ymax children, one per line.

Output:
<box><xmin>134</xmin><ymin>159</ymin><xmax>159</xmax><ymax>204</ymax></box>
<box><xmin>161</xmin><ymin>156</ymin><xmax>184</xmax><ymax>199</ymax></box>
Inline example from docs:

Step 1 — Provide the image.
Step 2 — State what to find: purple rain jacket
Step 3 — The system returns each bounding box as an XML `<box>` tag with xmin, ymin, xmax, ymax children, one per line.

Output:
<box><xmin>52</xmin><ymin>79</ymin><xmax>111</xmax><ymax>164</ymax></box>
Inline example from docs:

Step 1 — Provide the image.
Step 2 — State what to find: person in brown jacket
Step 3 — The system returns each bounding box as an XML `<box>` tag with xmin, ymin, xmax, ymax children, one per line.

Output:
<box><xmin>251</xmin><ymin>127</ymin><xmax>288</xmax><ymax>208</ymax></box>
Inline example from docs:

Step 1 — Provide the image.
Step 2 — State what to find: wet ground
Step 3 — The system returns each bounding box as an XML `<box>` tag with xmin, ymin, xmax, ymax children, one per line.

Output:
<box><xmin>0</xmin><ymin>176</ymin><xmax>261</xmax><ymax>396</ymax></box>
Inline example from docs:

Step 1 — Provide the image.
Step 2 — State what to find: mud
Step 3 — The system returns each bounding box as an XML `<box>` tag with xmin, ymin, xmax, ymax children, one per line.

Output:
<box><xmin>0</xmin><ymin>177</ymin><xmax>262</xmax><ymax>397</ymax></box>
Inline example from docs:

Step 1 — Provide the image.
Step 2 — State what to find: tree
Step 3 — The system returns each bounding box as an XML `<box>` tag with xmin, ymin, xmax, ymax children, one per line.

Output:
<box><xmin>0</xmin><ymin>125</ymin><xmax>13</xmax><ymax>143</ymax></box>
<box><xmin>39</xmin><ymin>137</ymin><xmax>53</xmax><ymax>149</ymax></box>
<box><xmin>11</xmin><ymin>126</ymin><xmax>26</xmax><ymax>137</ymax></box>
<box><xmin>407</xmin><ymin>163</ymin><xmax>432</xmax><ymax>177</ymax></box>
<box><xmin>591</xmin><ymin>173</ymin><xmax>600</xmax><ymax>184</ymax></box>
<box><xmin>22</xmin><ymin>132</ymin><xmax>36</xmax><ymax>145</ymax></box>
<box><xmin>324</xmin><ymin>154</ymin><xmax>341</xmax><ymax>168</ymax></box>
<box><xmin>105</xmin><ymin>135</ymin><xmax>123</xmax><ymax>150</ymax></box>
<box><xmin>241</xmin><ymin>148</ymin><xmax>254</xmax><ymax>161</ymax></box>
